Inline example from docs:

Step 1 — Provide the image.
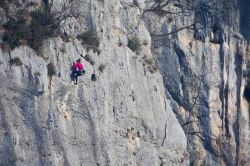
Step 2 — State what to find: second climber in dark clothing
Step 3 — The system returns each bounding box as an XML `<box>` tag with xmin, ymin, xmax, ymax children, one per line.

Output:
<box><xmin>73</xmin><ymin>59</ymin><xmax>85</xmax><ymax>84</ymax></box>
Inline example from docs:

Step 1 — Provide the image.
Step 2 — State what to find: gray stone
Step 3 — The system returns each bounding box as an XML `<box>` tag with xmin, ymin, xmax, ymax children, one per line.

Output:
<box><xmin>0</xmin><ymin>0</ymin><xmax>188</xmax><ymax>165</ymax></box>
<box><xmin>142</xmin><ymin>0</ymin><xmax>250</xmax><ymax>165</ymax></box>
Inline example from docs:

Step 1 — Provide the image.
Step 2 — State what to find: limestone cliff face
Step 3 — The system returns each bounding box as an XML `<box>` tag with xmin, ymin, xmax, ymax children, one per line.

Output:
<box><xmin>143</xmin><ymin>0</ymin><xmax>250</xmax><ymax>165</ymax></box>
<box><xmin>0</xmin><ymin>0</ymin><xmax>188</xmax><ymax>165</ymax></box>
<box><xmin>1</xmin><ymin>0</ymin><xmax>250</xmax><ymax>166</ymax></box>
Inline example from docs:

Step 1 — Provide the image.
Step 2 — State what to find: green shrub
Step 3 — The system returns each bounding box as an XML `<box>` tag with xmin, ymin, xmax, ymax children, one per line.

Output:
<box><xmin>47</xmin><ymin>62</ymin><xmax>56</xmax><ymax>77</ymax></box>
<box><xmin>118</xmin><ymin>41</ymin><xmax>123</xmax><ymax>47</ymax></box>
<box><xmin>9</xmin><ymin>57</ymin><xmax>23</xmax><ymax>66</ymax></box>
<box><xmin>147</xmin><ymin>65</ymin><xmax>158</xmax><ymax>73</ymax></box>
<box><xmin>84</xmin><ymin>54</ymin><xmax>95</xmax><ymax>65</ymax></box>
<box><xmin>61</xmin><ymin>33</ymin><xmax>71</xmax><ymax>43</ymax></box>
<box><xmin>128</xmin><ymin>37</ymin><xmax>141</xmax><ymax>53</ymax></box>
<box><xmin>1</xmin><ymin>0</ymin><xmax>83</xmax><ymax>55</ymax></box>
<box><xmin>98</xmin><ymin>63</ymin><xmax>106</xmax><ymax>73</ymax></box>
<box><xmin>34</xmin><ymin>71</ymin><xmax>41</xmax><ymax>76</ymax></box>
<box><xmin>77</xmin><ymin>30</ymin><xmax>100</xmax><ymax>52</ymax></box>
<box><xmin>60</xmin><ymin>43</ymin><xmax>66</xmax><ymax>53</ymax></box>
<box><xmin>144</xmin><ymin>57</ymin><xmax>159</xmax><ymax>73</ymax></box>
<box><xmin>29</xmin><ymin>9</ymin><xmax>58</xmax><ymax>51</ymax></box>
<box><xmin>144</xmin><ymin>58</ymin><xmax>154</xmax><ymax>65</ymax></box>
<box><xmin>3</xmin><ymin>17</ymin><xmax>30</xmax><ymax>49</ymax></box>
<box><xmin>2</xmin><ymin>7</ymin><xmax>58</xmax><ymax>52</ymax></box>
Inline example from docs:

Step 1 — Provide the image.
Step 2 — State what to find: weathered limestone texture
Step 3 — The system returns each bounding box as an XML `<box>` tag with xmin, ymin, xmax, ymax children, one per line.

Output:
<box><xmin>0</xmin><ymin>0</ymin><xmax>188</xmax><ymax>165</ymax></box>
<box><xmin>143</xmin><ymin>0</ymin><xmax>250</xmax><ymax>165</ymax></box>
<box><xmin>1</xmin><ymin>0</ymin><xmax>250</xmax><ymax>165</ymax></box>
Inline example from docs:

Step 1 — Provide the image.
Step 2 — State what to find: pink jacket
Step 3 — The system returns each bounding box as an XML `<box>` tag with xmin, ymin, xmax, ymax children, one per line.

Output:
<box><xmin>74</xmin><ymin>62</ymin><xmax>84</xmax><ymax>71</ymax></box>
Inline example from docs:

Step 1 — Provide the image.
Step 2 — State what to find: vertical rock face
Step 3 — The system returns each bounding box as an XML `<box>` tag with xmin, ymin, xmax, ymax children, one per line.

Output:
<box><xmin>143</xmin><ymin>0</ymin><xmax>250</xmax><ymax>165</ymax></box>
<box><xmin>0</xmin><ymin>0</ymin><xmax>188</xmax><ymax>165</ymax></box>
<box><xmin>1</xmin><ymin>0</ymin><xmax>250</xmax><ymax>165</ymax></box>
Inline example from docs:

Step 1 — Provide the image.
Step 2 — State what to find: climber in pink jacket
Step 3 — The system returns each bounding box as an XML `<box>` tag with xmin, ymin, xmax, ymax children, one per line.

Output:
<box><xmin>72</xmin><ymin>59</ymin><xmax>85</xmax><ymax>85</ymax></box>
<box><xmin>74</xmin><ymin>59</ymin><xmax>84</xmax><ymax>71</ymax></box>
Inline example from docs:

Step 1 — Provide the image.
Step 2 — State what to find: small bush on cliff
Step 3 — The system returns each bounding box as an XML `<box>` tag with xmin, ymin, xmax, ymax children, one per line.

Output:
<box><xmin>128</xmin><ymin>37</ymin><xmax>141</xmax><ymax>53</ymax></box>
<box><xmin>1</xmin><ymin>0</ymin><xmax>81</xmax><ymax>53</ymax></box>
<box><xmin>84</xmin><ymin>54</ymin><xmax>95</xmax><ymax>65</ymax></box>
<box><xmin>9</xmin><ymin>57</ymin><xmax>23</xmax><ymax>66</ymax></box>
<box><xmin>77</xmin><ymin>30</ymin><xmax>100</xmax><ymax>53</ymax></box>
<box><xmin>143</xmin><ymin>57</ymin><xmax>159</xmax><ymax>73</ymax></box>
<box><xmin>29</xmin><ymin>9</ymin><xmax>58</xmax><ymax>51</ymax></box>
<box><xmin>2</xmin><ymin>8</ymin><xmax>58</xmax><ymax>52</ymax></box>
<box><xmin>47</xmin><ymin>62</ymin><xmax>56</xmax><ymax>77</ymax></box>
<box><xmin>2</xmin><ymin>17</ymin><xmax>30</xmax><ymax>49</ymax></box>
<box><xmin>98</xmin><ymin>63</ymin><xmax>106</xmax><ymax>73</ymax></box>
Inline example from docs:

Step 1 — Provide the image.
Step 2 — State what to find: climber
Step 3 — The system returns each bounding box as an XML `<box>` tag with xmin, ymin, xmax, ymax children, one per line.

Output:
<box><xmin>72</xmin><ymin>58</ymin><xmax>85</xmax><ymax>85</ymax></box>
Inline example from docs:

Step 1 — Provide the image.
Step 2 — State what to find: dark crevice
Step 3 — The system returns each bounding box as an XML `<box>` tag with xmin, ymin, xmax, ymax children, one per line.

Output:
<box><xmin>219</xmin><ymin>43</ymin><xmax>234</xmax><ymax>165</ymax></box>
<box><xmin>42</xmin><ymin>0</ymin><xmax>49</xmax><ymax>10</ymax></box>
<box><xmin>200</xmin><ymin>54</ymin><xmax>216</xmax><ymax>161</ymax></box>
<box><xmin>161</xmin><ymin>121</ymin><xmax>168</xmax><ymax>146</ymax></box>
<box><xmin>219</xmin><ymin>44</ymin><xmax>225</xmax><ymax>133</ymax></box>
<box><xmin>223</xmin><ymin>45</ymin><xmax>231</xmax><ymax>138</ymax></box>
<box><xmin>161</xmin><ymin>44</ymin><xmax>183</xmax><ymax>105</ymax></box>
<box><xmin>243</xmin><ymin>86</ymin><xmax>250</xmax><ymax>102</ymax></box>
<box><xmin>218</xmin><ymin>43</ymin><xmax>231</xmax><ymax>137</ymax></box>
<box><xmin>234</xmin><ymin>51</ymin><xmax>243</xmax><ymax>166</ymax></box>
<box><xmin>224</xmin><ymin>83</ymin><xmax>230</xmax><ymax>137</ymax></box>
<box><xmin>173</xmin><ymin>45</ymin><xmax>193</xmax><ymax>109</ymax></box>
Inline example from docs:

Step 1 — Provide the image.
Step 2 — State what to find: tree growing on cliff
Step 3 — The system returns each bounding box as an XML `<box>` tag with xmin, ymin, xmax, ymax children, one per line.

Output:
<box><xmin>1</xmin><ymin>0</ymin><xmax>83</xmax><ymax>52</ymax></box>
<box><xmin>143</xmin><ymin>0</ymin><xmax>230</xmax><ymax>37</ymax></box>
<box><xmin>46</xmin><ymin>0</ymin><xmax>83</xmax><ymax>26</ymax></box>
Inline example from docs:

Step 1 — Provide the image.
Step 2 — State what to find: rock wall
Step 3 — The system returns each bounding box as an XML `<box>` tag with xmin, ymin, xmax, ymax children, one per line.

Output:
<box><xmin>143</xmin><ymin>0</ymin><xmax>250</xmax><ymax>165</ymax></box>
<box><xmin>1</xmin><ymin>0</ymin><xmax>250</xmax><ymax>165</ymax></box>
<box><xmin>0</xmin><ymin>0</ymin><xmax>188</xmax><ymax>165</ymax></box>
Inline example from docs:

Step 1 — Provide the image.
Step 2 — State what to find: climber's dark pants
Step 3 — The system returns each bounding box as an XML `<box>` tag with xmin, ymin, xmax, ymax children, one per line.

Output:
<box><xmin>74</xmin><ymin>71</ymin><xmax>84</xmax><ymax>83</ymax></box>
